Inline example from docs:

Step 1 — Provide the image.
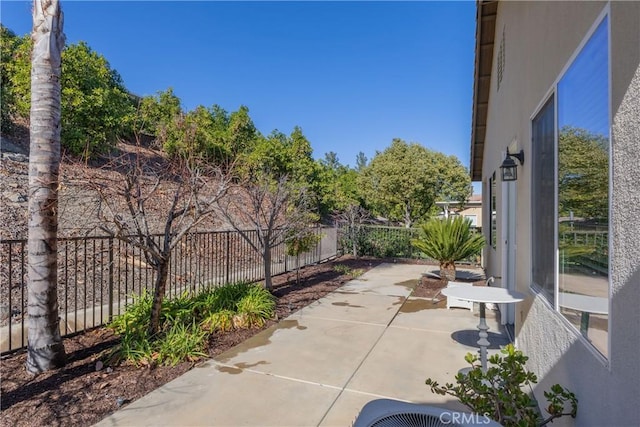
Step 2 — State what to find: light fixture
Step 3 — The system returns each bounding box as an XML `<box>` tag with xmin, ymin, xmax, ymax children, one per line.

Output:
<box><xmin>500</xmin><ymin>149</ymin><xmax>524</xmax><ymax>181</ymax></box>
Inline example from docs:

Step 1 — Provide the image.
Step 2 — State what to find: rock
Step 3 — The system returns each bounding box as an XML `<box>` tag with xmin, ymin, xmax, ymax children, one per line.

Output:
<box><xmin>95</xmin><ymin>360</ymin><xmax>104</xmax><ymax>371</ymax></box>
<box><xmin>0</xmin><ymin>304</ymin><xmax>9</xmax><ymax>322</ymax></box>
<box><xmin>106</xmin><ymin>367</ymin><xmax>113</xmax><ymax>374</ymax></box>
<box><xmin>5</xmin><ymin>153</ymin><xmax>28</xmax><ymax>163</ymax></box>
<box><xmin>6</xmin><ymin>192</ymin><xmax>27</xmax><ymax>203</ymax></box>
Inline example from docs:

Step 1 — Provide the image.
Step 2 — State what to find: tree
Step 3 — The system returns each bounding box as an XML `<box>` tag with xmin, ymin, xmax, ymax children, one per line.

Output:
<box><xmin>218</xmin><ymin>173</ymin><xmax>317</xmax><ymax>291</ymax></box>
<box><xmin>355</xmin><ymin>151</ymin><xmax>368</xmax><ymax>172</ymax></box>
<box><xmin>360</xmin><ymin>139</ymin><xmax>472</xmax><ymax>227</ymax></box>
<box><xmin>137</xmin><ymin>87</ymin><xmax>182</xmax><ymax>138</ymax></box>
<box><xmin>313</xmin><ymin>152</ymin><xmax>364</xmax><ymax>219</ymax></box>
<box><xmin>558</xmin><ymin>126</ymin><xmax>609</xmax><ymax>221</ymax></box>
<box><xmin>60</xmin><ymin>42</ymin><xmax>136</xmax><ymax>157</ymax></box>
<box><xmin>0</xmin><ymin>25</ymin><xmax>28</xmax><ymax>132</ymax></box>
<box><xmin>411</xmin><ymin>216</ymin><xmax>485</xmax><ymax>281</ymax></box>
<box><xmin>92</xmin><ymin>152</ymin><xmax>229</xmax><ymax>336</ymax></box>
<box><xmin>26</xmin><ymin>0</ymin><xmax>67</xmax><ymax>373</ymax></box>
<box><xmin>334</xmin><ymin>204</ymin><xmax>370</xmax><ymax>257</ymax></box>
<box><xmin>158</xmin><ymin>103</ymin><xmax>260</xmax><ymax>167</ymax></box>
<box><xmin>285</xmin><ymin>228</ymin><xmax>321</xmax><ymax>285</ymax></box>
<box><xmin>1</xmin><ymin>31</ymin><xmax>135</xmax><ymax>158</ymax></box>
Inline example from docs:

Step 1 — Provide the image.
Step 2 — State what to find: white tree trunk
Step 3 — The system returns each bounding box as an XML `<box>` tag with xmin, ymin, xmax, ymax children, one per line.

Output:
<box><xmin>26</xmin><ymin>0</ymin><xmax>66</xmax><ymax>373</ymax></box>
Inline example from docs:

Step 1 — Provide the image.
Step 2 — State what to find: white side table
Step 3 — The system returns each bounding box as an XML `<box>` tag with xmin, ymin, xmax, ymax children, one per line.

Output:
<box><xmin>441</xmin><ymin>286</ymin><xmax>525</xmax><ymax>372</ymax></box>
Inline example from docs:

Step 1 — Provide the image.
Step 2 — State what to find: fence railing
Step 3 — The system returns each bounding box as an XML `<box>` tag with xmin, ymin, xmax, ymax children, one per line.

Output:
<box><xmin>0</xmin><ymin>226</ymin><xmax>337</xmax><ymax>354</ymax></box>
<box><xmin>337</xmin><ymin>223</ymin><xmax>481</xmax><ymax>264</ymax></box>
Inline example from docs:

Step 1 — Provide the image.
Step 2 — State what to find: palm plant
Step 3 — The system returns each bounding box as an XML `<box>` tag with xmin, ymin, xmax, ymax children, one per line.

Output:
<box><xmin>412</xmin><ymin>216</ymin><xmax>485</xmax><ymax>281</ymax></box>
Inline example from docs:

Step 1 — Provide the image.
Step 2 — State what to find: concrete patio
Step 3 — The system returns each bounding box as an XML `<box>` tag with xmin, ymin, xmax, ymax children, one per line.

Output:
<box><xmin>97</xmin><ymin>263</ymin><xmax>511</xmax><ymax>427</ymax></box>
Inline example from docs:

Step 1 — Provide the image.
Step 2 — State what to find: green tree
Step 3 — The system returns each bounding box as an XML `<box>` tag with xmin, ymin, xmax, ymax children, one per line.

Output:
<box><xmin>558</xmin><ymin>126</ymin><xmax>609</xmax><ymax>220</ymax></box>
<box><xmin>26</xmin><ymin>0</ymin><xmax>67</xmax><ymax>373</ymax></box>
<box><xmin>1</xmin><ymin>25</ymin><xmax>26</xmax><ymax>132</ymax></box>
<box><xmin>160</xmin><ymin>103</ymin><xmax>260</xmax><ymax>167</ymax></box>
<box><xmin>360</xmin><ymin>139</ymin><xmax>471</xmax><ymax>227</ymax></box>
<box><xmin>60</xmin><ymin>42</ymin><xmax>135</xmax><ymax>157</ymax></box>
<box><xmin>412</xmin><ymin>216</ymin><xmax>485</xmax><ymax>281</ymax></box>
<box><xmin>2</xmin><ymin>32</ymin><xmax>136</xmax><ymax>157</ymax></box>
<box><xmin>227</xmin><ymin>105</ymin><xmax>258</xmax><ymax>157</ymax></box>
<box><xmin>314</xmin><ymin>153</ymin><xmax>362</xmax><ymax>218</ymax></box>
<box><xmin>242</xmin><ymin>126</ymin><xmax>315</xmax><ymax>185</ymax></box>
<box><xmin>137</xmin><ymin>87</ymin><xmax>182</xmax><ymax>137</ymax></box>
<box><xmin>355</xmin><ymin>151</ymin><xmax>368</xmax><ymax>171</ymax></box>
<box><xmin>1</xmin><ymin>26</ymin><xmax>31</xmax><ymax>129</ymax></box>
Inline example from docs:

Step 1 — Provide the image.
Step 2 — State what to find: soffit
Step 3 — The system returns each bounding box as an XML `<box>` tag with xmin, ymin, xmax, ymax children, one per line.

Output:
<box><xmin>470</xmin><ymin>0</ymin><xmax>498</xmax><ymax>182</ymax></box>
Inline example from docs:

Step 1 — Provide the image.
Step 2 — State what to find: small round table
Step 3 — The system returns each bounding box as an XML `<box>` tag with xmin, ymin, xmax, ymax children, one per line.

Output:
<box><xmin>441</xmin><ymin>286</ymin><xmax>525</xmax><ymax>372</ymax></box>
<box><xmin>558</xmin><ymin>292</ymin><xmax>608</xmax><ymax>336</ymax></box>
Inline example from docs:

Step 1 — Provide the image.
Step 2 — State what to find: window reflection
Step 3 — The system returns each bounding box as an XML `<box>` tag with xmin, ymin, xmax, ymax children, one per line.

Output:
<box><xmin>557</xmin><ymin>17</ymin><xmax>609</xmax><ymax>357</ymax></box>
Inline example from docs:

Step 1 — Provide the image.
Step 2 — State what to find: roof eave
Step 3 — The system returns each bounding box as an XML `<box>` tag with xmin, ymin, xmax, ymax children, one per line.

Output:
<box><xmin>470</xmin><ymin>1</ymin><xmax>498</xmax><ymax>182</ymax></box>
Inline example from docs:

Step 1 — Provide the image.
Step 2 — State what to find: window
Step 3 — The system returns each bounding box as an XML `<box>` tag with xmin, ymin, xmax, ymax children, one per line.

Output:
<box><xmin>532</xmin><ymin>96</ymin><xmax>555</xmax><ymax>302</ymax></box>
<box><xmin>465</xmin><ymin>215</ymin><xmax>478</xmax><ymax>228</ymax></box>
<box><xmin>489</xmin><ymin>173</ymin><xmax>497</xmax><ymax>249</ymax></box>
<box><xmin>531</xmin><ymin>16</ymin><xmax>609</xmax><ymax>357</ymax></box>
<box><xmin>557</xmin><ymin>17</ymin><xmax>609</xmax><ymax>357</ymax></box>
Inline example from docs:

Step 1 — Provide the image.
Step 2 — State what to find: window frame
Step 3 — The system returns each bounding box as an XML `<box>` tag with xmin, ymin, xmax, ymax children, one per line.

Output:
<box><xmin>528</xmin><ymin>8</ymin><xmax>611</xmax><ymax>362</ymax></box>
<box><xmin>488</xmin><ymin>172</ymin><xmax>497</xmax><ymax>249</ymax></box>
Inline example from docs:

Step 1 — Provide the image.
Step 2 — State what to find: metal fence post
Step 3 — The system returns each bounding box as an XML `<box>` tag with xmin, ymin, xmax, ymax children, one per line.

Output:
<box><xmin>225</xmin><ymin>231</ymin><xmax>231</xmax><ymax>284</ymax></box>
<box><xmin>108</xmin><ymin>237</ymin><xmax>114</xmax><ymax>322</ymax></box>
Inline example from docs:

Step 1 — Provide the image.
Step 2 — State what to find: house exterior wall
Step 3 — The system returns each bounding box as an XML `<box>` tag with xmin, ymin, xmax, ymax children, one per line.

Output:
<box><xmin>480</xmin><ymin>1</ymin><xmax>640</xmax><ymax>425</ymax></box>
<box><xmin>459</xmin><ymin>205</ymin><xmax>482</xmax><ymax>228</ymax></box>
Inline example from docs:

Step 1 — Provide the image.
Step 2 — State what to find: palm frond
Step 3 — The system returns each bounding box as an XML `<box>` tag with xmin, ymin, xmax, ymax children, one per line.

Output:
<box><xmin>412</xmin><ymin>216</ymin><xmax>485</xmax><ymax>264</ymax></box>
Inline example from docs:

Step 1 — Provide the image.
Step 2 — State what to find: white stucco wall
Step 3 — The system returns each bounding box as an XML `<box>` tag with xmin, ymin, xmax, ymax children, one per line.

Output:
<box><xmin>480</xmin><ymin>1</ymin><xmax>640</xmax><ymax>425</ymax></box>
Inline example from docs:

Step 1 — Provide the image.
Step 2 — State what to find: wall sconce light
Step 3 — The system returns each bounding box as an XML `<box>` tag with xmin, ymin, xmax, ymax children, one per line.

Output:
<box><xmin>500</xmin><ymin>149</ymin><xmax>524</xmax><ymax>181</ymax></box>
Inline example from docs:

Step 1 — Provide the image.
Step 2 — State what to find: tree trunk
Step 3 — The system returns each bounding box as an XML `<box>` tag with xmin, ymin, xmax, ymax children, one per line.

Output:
<box><xmin>440</xmin><ymin>262</ymin><xmax>457</xmax><ymax>282</ymax></box>
<box><xmin>148</xmin><ymin>258</ymin><xmax>169</xmax><ymax>336</ymax></box>
<box><xmin>26</xmin><ymin>0</ymin><xmax>66</xmax><ymax>374</ymax></box>
<box><xmin>263</xmin><ymin>247</ymin><xmax>273</xmax><ymax>291</ymax></box>
<box><xmin>351</xmin><ymin>226</ymin><xmax>358</xmax><ymax>257</ymax></box>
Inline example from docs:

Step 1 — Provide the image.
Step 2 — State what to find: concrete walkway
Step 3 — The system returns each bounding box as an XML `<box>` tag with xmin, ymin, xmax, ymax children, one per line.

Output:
<box><xmin>97</xmin><ymin>263</ymin><xmax>510</xmax><ymax>427</ymax></box>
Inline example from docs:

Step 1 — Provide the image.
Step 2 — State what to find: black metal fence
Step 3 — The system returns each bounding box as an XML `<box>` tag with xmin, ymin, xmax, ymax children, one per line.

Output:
<box><xmin>0</xmin><ymin>226</ymin><xmax>337</xmax><ymax>354</ymax></box>
<box><xmin>337</xmin><ymin>224</ymin><xmax>422</xmax><ymax>259</ymax></box>
<box><xmin>337</xmin><ymin>223</ymin><xmax>481</xmax><ymax>264</ymax></box>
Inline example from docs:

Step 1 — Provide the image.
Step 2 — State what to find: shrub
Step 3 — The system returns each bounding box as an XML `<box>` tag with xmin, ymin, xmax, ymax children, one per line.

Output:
<box><xmin>109</xmin><ymin>291</ymin><xmax>153</xmax><ymax>336</ymax></box>
<box><xmin>201</xmin><ymin>309</ymin><xmax>235</xmax><ymax>332</ymax></box>
<box><xmin>156</xmin><ymin>322</ymin><xmax>208</xmax><ymax>366</ymax></box>
<box><xmin>108</xmin><ymin>281</ymin><xmax>276</xmax><ymax>366</ymax></box>
<box><xmin>236</xmin><ymin>285</ymin><xmax>276</xmax><ymax>328</ymax></box>
<box><xmin>425</xmin><ymin>344</ymin><xmax>577</xmax><ymax>426</ymax></box>
<box><xmin>333</xmin><ymin>264</ymin><xmax>364</xmax><ymax>278</ymax></box>
<box><xmin>412</xmin><ymin>216</ymin><xmax>485</xmax><ymax>281</ymax></box>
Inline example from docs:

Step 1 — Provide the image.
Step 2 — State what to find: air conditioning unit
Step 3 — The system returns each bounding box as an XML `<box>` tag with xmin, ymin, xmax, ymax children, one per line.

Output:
<box><xmin>352</xmin><ymin>399</ymin><xmax>501</xmax><ymax>427</ymax></box>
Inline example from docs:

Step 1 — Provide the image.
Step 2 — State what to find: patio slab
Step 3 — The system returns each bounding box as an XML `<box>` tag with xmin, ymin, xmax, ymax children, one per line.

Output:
<box><xmin>214</xmin><ymin>316</ymin><xmax>386</xmax><ymax>388</ymax></box>
<box><xmin>97</xmin><ymin>262</ymin><xmax>511</xmax><ymax>427</ymax></box>
<box><xmin>291</xmin><ymin>291</ymin><xmax>405</xmax><ymax>325</ymax></box>
<box><xmin>97</xmin><ymin>364</ymin><xmax>342</xmax><ymax>427</ymax></box>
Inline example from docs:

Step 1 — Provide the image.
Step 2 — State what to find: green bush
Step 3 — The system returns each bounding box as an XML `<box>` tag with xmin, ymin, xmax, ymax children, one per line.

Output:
<box><xmin>108</xmin><ymin>281</ymin><xmax>273</xmax><ymax>366</ymax></box>
<box><xmin>333</xmin><ymin>264</ymin><xmax>364</xmax><ymax>278</ymax></box>
<box><xmin>412</xmin><ymin>216</ymin><xmax>485</xmax><ymax>281</ymax></box>
<box><xmin>201</xmin><ymin>309</ymin><xmax>235</xmax><ymax>332</ymax></box>
<box><xmin>236</xmin><ymin>285</ymin><xmax>276</xmax><ymax>328</ymax></box>
<box><xmin>156</xmin><ymin>322</ymin><xmax>208</xmax><ymax>366</ymax></box>
<box><xmin>426</xmin><ymin>344</ymin><xmax>577</xmax><ymax>426</ymax></box>
<box><xmin>339</xmin><ymin>225</ymin><xmax>420</xmax><ymax>258</ymax></box>
<box><xmin>109</xmin><ymin>291</ymin><xmax>153</xmax><ymax>336</ymax></box>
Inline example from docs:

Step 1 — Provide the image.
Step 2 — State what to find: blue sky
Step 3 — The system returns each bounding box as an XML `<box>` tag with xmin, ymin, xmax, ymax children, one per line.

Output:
<box><xmin>1</xmin><ymin>1</ymin><xmax>478</xmax><ymax>186</ymax></box>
